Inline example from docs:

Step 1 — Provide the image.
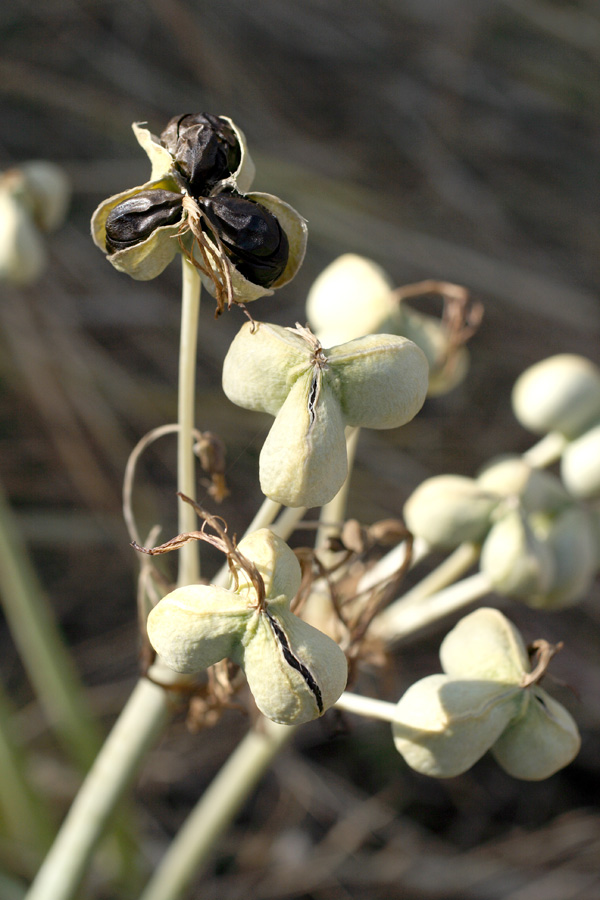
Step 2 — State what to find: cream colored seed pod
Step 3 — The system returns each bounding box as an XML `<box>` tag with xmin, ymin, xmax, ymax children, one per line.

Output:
<box><xmin>222</xmin><ymin>322</ymin><xmax>429</xmax><ymax>508</ymax></box>
<box><xmin>393</xmin><ymin>305</ymin><xmax>470</xmax><ymax>397</ymax></box>
<box><xmin>0</xmin><ymin>182</ymin><xmax>47</xmax><ymax>286</ymax></box>
<box><xmin>479</xmin><ymin>508</ymin><xmax>556</xmax><ymax>598</ymax></box>
<box><xmin>306</xmin><ymin>253</ymin><xmax>399</xmax><ymax>346</ymax></box>
<box><xmin>477</xmin><ymin>455</ymin><xmax>569</xmax><ymax>516</ymax></box>
<box><xmin>403</xmin><ymin>474</ymin><xmax>498</xmax><ymax>549</ymax></box>
<box><xmin>561</xmin><ymin>424</ymin><xmax>600</xmax><ymax>499</ymax></box>
<box><xmin>147</xmin><ymin>529</ymin><xmax>347</xmax><ymax>726</ymax></box>
<box><xmin>19</xmin><ymin>161</ymin><xmax>71</xmax><ymax>233</ymax></box>
<box><xmin>526</xmin><ymin>507</ymin><xmax>597</xmax><ymax>609</ymax></box>
<box><xmin>512</xmin><ymin>354</ymin><xmax>600</xmax><ymax>438</ymax></box>
<box><xmin>393</xmin><ymin>608</ymin><xmax>580</xmax><ymax>780</ymax></box>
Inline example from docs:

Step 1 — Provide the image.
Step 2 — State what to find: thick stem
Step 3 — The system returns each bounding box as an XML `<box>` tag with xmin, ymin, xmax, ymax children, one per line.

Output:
<box><xmin>177</xmin><ymin>259</ymin><xmax>202</xmax><ymax>587</ymax></box>
<box><xmin>315</xmin><ymin>427</ymin><xmax>359</xmax><ymax>556</ymax></box>
<box><xmin>335</xmin><ymin>691</ymin><xmax>397</xmax><ymax>723</ymax></box>
<box><xmin>522</xmin><ymin>431</ymin><xmax>568</xmax><ymax>468</ymax></box>
<box><xmin>139</xmin><ymin>719</ymin><xmax>293</xmax><ymax>900</ymax></box>
<box><xmin>25</xmin><ymin>678</ymin><xmax>171</xmax><ymax>900</ymax></box>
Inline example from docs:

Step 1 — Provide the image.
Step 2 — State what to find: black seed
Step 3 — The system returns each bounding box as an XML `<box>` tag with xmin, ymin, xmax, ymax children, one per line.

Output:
<box><xmin>160</xmin><ymin>113</ymin><xmax>241</xmax><ymax>196</ymax></box>
<box><xmin>105</xmin><ymin>190</ymin><xmax>183</xmax><ymax>254</ymax></box>
<box><xmin>198</xmin><ymin>193</ymin><xmax>289</xmax><ymax>287</ymax></box>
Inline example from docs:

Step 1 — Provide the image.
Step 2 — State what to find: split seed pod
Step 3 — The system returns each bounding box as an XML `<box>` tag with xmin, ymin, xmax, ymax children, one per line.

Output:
<box><xmin>147</xmin><ymin>529</ymin><xmax>347</xmax><ymax>725</ymax></box>
<box><xmin>392</xmin><ymin>608</ymin><xmax>580</xmax><ymax>780</ymax></box>
<box><xmin>222</xmin><ymin>322</ymin><xmax>429</xmax><ymax>507</ymax></box>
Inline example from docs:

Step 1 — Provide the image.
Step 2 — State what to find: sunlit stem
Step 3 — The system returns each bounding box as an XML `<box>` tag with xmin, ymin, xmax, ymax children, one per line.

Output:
<box><xmin>315</xmin><ymin>426</ymin><xmax>360</xmax><ymax>556</ymax></box>
<box><xmin>522</xmin><ymin>431</ymin><xmax>568</xmax><ymax>468</ymax></box>
<box><xmin>335</xmin><ymin>691</ymin><xmax>398</xmax><ymax>723</ymax></box>
<box><xmin>177</xmin><ymin>258</ymin><xmax>202</xmax><ymax>587</ymax></box>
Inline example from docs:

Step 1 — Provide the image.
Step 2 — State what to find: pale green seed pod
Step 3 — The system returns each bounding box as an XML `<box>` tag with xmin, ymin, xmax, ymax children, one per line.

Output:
<box><xmin>19</xmin><ymin>161</ymin><xmax>71</xmax><ymax>233</ymax></box>
<box><xmin>527</xmin><ymin>507</ymin><xmax>597</xmax><ymax>609</ymax></box>
<box><xmin>394</xmin><ymin>306</ymin><xmax>470</xmax><ymax>397</ymax></box>
<box><xmin>305</xmin><ymin>253</ymin><xmax>398</xmax><ymax>346</ymax></box>
<box><xmin>392</xmin><ymin>674</ymin><xmax>523</xmax><ymax>778</ymax></box>
<box><xmin>512</xmin><ymin>354</ymin><xmax>600</xmax><ymax>438</ymax></box>
<box><xmin>439</xmin><ymin>607</ymin><xmax>529</xmax><ymax>684</ymax></box>
<box><xmin>561</xmin><ymin>424</ymin><xmax>600</xmax><ymax>499</ymax></box>
<box><xmin>0</xmin><ymin>185</ymin><xmax>47</xmax><ymax>286</ymax></box>
<box><xmin>403</xmin><ymin>475</ymin><xmax>498</xmax><ymax>549</ymax></box>
<box><xmin>147</xmin><ymin>528</ymin><xmax>347</xmax><ymax>725</ymax></box>
<box><xmin>480</xmin><ymin>508</ymin><xmax>556</xmax><ymax>598</ymax></box>
<box><xmin>477</xmin><ymin>456</ymin><xmax>569</xmax><ymax>516</ymax></box>
<box><xmin>491</xmin><ymin>686</ymin><xmax>581</xmax><ymax>780</ymax></box>
<box><xmin>223</xmin><ymin>322</ymin><xmax>429</xmax><ymax>508</ymax></box>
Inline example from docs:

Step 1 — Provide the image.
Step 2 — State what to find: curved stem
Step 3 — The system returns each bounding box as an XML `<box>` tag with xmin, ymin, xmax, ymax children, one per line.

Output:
<box><xmin>139</xmin><ymin>719</ymin><xmax>293</xmax><ymax>900</ymax></box>
<box><xmin>177</xmin><ymin>258</ymin><xmax>202</xmax><ymax>587</ymax></box>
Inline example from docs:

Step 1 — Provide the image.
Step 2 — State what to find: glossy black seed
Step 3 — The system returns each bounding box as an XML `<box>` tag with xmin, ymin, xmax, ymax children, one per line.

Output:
<box><xmin>160</xmin><ymin>113</ymin><xmax>241</xmax><ymax>196</ymax></box>
<box><xmin>105</xmin><ymin>190</ymin><xmax>183</xmax><ymax>254</ymax></box>
<box><xmin>198</xmin><ymin>193</ymin><xmax>289</xmax><ymax>287</ymax></box>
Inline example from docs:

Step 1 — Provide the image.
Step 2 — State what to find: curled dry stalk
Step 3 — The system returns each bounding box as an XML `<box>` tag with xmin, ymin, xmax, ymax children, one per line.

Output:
<box><xmin>521</xmin><ymin>639</ymin><xmax>564</xmax><ymax>689</ymax></box>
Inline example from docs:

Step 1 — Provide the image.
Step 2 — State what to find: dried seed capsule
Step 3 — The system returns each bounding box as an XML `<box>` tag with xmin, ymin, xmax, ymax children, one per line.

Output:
<box><xmin>403</xmin><ymin>474</ymin><xmax>499</xmax><ymax>550</ymax></box>
<box><xmin>160</xmin><ymin>113</ymin><xmax>241</xmax><ymax>195</ymax></box>
<box><xmin>512</xmin><ymin>354</ymin><xmax>600</xmax><ymax>438</ymax></box>
<box><xmin>198</xmin><ymin>193</ymin><xmax>289</xmax><ymax>287</ymax></box>
<box><xmin>104</xmin><ymin>189</ymin><xmax>183</xmax><ymax>253</ymax></box>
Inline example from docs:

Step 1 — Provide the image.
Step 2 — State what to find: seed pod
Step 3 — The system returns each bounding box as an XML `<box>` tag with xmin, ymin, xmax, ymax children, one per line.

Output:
<box><xmin>160</xmin><ymin>113</ymin><xmax>241</xmax><ymax>195</ymax></box>
<box><xmin>477</xmin><ymin>455</ymin><xmax>569</xmax><ymax>516</ymax></box>
<box><xmin>394</xmin><ymin>305</ymin><xmax>470</xmax><ymax>397</ymax></box>
<box><xmin>480</xmin><ymin>508</ymin><xmax>556</xmax><ymax>598</ymax></box>
<box><xmin>439</xmin><ymin>607</ymin><xmax>529</xmax><ymax>684</ymax></box>
<box><xmin>19</xmin><ymin>161</ymin><xmax>70</xmax><ymax>233</ymax></box>
<box><xmin>104</xmin><ymin>189</ymin><xmax>184</xmax><ymax>253</ymax></box>
<box><xmin>146</xmin><ymin>528</ymin><xmax>347</xmax><ymax>726</ymax></box>
<box><xmin>0</xmin><ymin>184</ymin><xmax>47</xmax><ymax>286</ymax></box>
<box><xmin>561</xmin><ymin>424</ymin><xmax>600</xmax><ymax>499</ymax></box>
<box><xmin>491</xmin><ymin>686</ymin><xmax>581</xmax><ymax>780</ymax></box>
<box><xmin>198</xmin><ymin>192</ymin><xmax>289</xmax><ymax>287</ymax></box>
<box><xmin>392</xmin><ymin>674</ymin><xmax>523</xmax><ymax>778</ymax></box>
<box><xmin>222</xmin><ymin>322</ymin><xmax>429</xmax><ymax>507</ymax></box>
<box><xmin>306</xmin><ymin>253</ymin><xmax>398</xmax><ymax>346</ymax></box>
<box><xmin>527</xmin><ymin>507</ymin><xmax>597</xmax><ymax>609</ymax></box>
<box><xmin>512</xmin><ymin>354</ymin><xmax>600</xmax><ymax>438</ymax></box>
<box><xmin>403</xmin><ymin>475</ymin><xmax>498</xmax><ymax>550</ymax></box>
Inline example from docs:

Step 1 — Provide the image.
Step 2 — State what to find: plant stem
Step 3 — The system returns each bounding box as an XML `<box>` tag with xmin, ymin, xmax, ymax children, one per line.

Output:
<box><xmin>384</xmin><ymin>541</ymin><xmax>481</xmax><ymax>610</ymax></box>
<box><xmin>335</xmin><ymin>691</ymin><xmax>397</xmax><ymax>723</ymax></box>
<box><xmin>315</xmin><ymin>427</ymin><xmax>359</xmax><ymax>556</ymax></box>
<box><xmin>26</xmin><ymin>259</ymin><xmax>205</xmax><ymax>900</ymax></box>
<box><xmin>25</xmin><ymin>677</ymin><xmax>171</xmax><ymax>900</ymax></box>
<box><xmin>522</xmin><ymin>431</ymin><xmax>568</xmax><ymax>468</ymax></box>
<box><xmin>139</xmin><ymin>719</ymin><xmax>293</xmax><ymax>900</ymax></box>
<box><xmin>177</xmin><ymin>258</ymin><xmax>202</xmax><ymax>587</ymax></box>
<box><xmin>0</xmin><ymin>485</ymin><xmax>101</xmax><ymax>770</ymax></box>
<box><xmin>371</xmin><ymin>570</ymin><xmax>493</xmax><ymax>642</ymax></box>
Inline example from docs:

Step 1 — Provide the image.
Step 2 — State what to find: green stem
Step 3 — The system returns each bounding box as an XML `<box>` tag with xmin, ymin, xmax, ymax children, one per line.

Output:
<box><xmin>315</xmin><ymin>427</ymin><xmax>359</xmax><ymax>556</ymax></box>
<box><xmin>371</xmin><ymin>570</ymin><xmax>492</xmax><ymax>642</ymax></box>
<box><xmin>177</xmin><ymin>259</ymin><xmax>202</xmax><ymax>587</ymax></box>
<box><xmin>25</xmin><ymin>259</ymin><xmax>205</xmax><ymax>900</ymax></box>
<box><xmin>335</xmin><ymin>691</ymin><xmax>397</xmax><ymax>723</ymax></box>
<box><xmin>522</xmin><ymin>431</ymin><xmax>568</xmax><ymax>468</ymax></box>
<box><xmin>0</xmin><ymin>486</ymin><xmax>101</xmax><ymax>770</ymax></box>
<box><xmin>384</xmin><ymin>541</ymin><xmax>481</xmax><ymax>610</ymax></box>
<box><xmin>25</xmin><ymin>678</ymin><xmax>171</xmax><ymax>900</ymax></box>
<box><xmin>139</xmin><ymin>719</ymin><xmax>293</xmax><ymax>900</ymax></box>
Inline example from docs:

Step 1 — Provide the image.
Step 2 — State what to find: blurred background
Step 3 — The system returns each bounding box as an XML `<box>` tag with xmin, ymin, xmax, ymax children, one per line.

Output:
<box><xmin>1</xmin><ymin>1</ymin><xmax>599</xmax><ymax>898</ymax></box>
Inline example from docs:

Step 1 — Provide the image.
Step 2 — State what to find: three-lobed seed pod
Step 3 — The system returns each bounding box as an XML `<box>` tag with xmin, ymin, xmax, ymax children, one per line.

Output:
<box><xmin>392</xmin><ymin>608</ymin><xmax>580</xmax><ymax>780</ymax></box>
<box><xmin>147</xmin><ymin>529</ymin><xmax>348</xmax><ymax>726</ymax></box>
<box><xmin>222</xmin><ymin>321</ymin><xmax>429</xmax><ymax>508</ymax></box>
<box><xmin>92</xmin><ymin>116</ymin><xmax>307</xmax><ymax>298</ymax></box>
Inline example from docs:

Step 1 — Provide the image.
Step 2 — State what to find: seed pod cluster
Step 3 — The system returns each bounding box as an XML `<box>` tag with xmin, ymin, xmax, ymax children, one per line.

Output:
<box><xmin>403</xmin><ymin>455</ymin><xmax>598</xmax><ymax>608</ymax></box>
<box><xmin>392</xmin><ymin>608</ymin><xmax>580</xmax><ymax>780</ymax></box>
<box><xmin>147</xmin><ymin>529</ymin><xmax>348</xmax><ymax>726</ymax></box>
<box><xmin>222</xmin><ymin>321</ymin><xmax>429</xmax><ymax>508</ymax></box>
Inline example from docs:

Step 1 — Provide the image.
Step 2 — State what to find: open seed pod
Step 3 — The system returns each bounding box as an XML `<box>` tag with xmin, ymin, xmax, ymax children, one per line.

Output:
<box><xmin>222</xmin><ymin>322</ymin><xmax>429</xmax><ymax>507</ymax></box>
<box><xmin>147</xmin><ymin>529</ymin><xmax>347</xmax><ymax>725</ymax></box>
